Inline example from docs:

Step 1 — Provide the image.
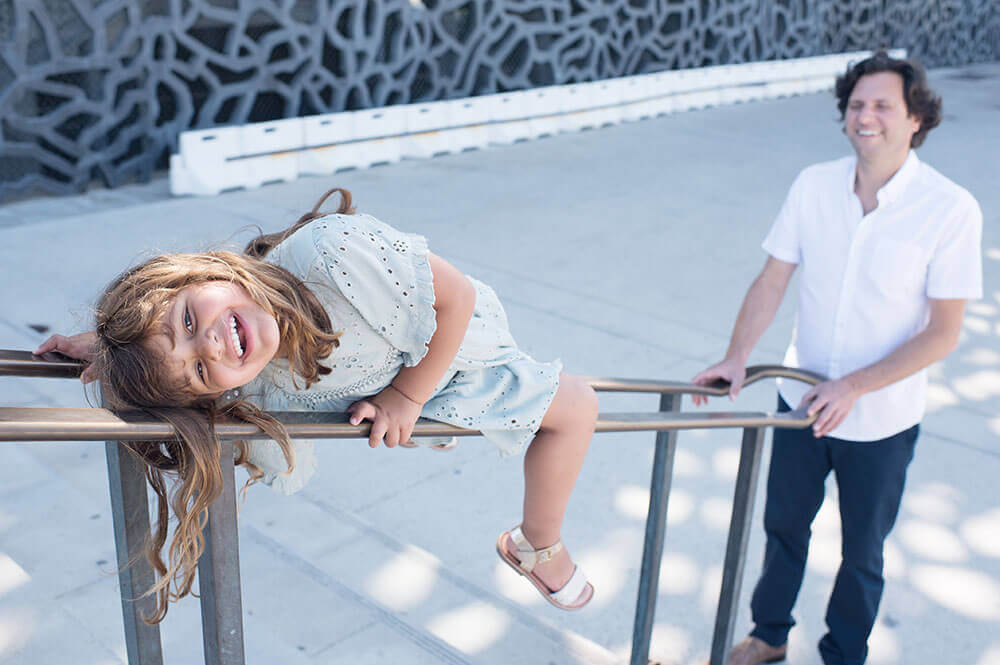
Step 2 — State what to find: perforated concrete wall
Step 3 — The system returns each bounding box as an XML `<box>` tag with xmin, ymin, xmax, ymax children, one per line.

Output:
<box><xmin>1</xmin><ymin>0</ymin><xmax>997</xmax><ymax>200</ymax></box>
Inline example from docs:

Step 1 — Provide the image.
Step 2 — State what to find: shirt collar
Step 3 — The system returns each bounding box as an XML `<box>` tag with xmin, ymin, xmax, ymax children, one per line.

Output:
<box><xmin>879</xmin><ymin>150</ymin><xmax>919</xmax><ymax>205</ymax></box>
<box><xmin>846</xmin><ymin>150</ymin><xmax>920</xmax><ymax>207</ymax></box>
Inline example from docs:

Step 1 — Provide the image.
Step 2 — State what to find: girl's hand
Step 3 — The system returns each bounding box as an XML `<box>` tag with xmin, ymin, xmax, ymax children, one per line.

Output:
<box><xmin>35</xmin><ymin>332</ymin><xmax>99</xmax><ymax>383</ymax></box>
<box><xmin>348</xmin><ymin>384</ymin><xmax>423</xmax><ymax>448</ymax></box>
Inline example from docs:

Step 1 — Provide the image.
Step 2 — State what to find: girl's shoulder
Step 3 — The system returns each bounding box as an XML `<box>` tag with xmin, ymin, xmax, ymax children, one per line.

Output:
<box><xmin>270</xmin><ymin>212</ymin><xmax>410</xmax><ymax>275</ymax></box>
<box><xmin>310</xmin><ymin>212</ymin><xmax>414</xmax><ymax>249</ymax></box>
<box><xmin>298</xmin><ymin>212</ymin><xmax>436</xmax><ymax>366</ymax></box>
<box><xmin>266</xmin><ymin>217</ymin><xmax>317</xmax><ymax>279</ymax></box>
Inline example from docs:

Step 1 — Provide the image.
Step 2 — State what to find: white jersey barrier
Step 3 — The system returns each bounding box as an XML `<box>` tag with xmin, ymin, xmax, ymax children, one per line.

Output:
<box><xmin>170</xmin><ymin>49</ymin><xmax>904</xmax><ymax>196</ymax></box>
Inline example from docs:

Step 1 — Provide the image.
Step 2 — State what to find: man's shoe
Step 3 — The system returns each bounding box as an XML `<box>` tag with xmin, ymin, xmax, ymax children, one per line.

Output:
<box><xmin>725</xmin><ymin>636</ymin><xmax>787</xmax><ymax>665</ymax></box>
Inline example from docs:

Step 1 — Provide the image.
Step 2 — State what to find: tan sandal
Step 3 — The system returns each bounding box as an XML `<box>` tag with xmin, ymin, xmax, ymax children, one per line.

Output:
<box><xmin>496</xmin><ymin>526</ymin><xmax>593</xmax><ymax>610</ymax></box>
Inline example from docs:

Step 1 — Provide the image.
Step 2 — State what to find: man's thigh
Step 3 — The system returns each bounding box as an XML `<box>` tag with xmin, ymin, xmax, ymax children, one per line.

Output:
<box><xmin>830</xmin><ymin>425</ymin><xmax>919</xmax><ymax>564</ymax></box>
<box><xmin>764</xmin><ymin>397</ymin><xmax>833</xmax><ymax>534</ymax></box>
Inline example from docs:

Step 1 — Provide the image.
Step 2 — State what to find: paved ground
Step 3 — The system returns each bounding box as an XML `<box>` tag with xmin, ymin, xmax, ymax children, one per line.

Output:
<box><xmin>1</xmin><ymin>62</ymin><xmax>998</xmax><ymax>665</ymax></box>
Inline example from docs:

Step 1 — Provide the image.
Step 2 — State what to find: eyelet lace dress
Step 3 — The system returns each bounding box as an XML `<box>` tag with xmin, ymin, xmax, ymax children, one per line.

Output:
<box><xmin>240</xmin><ymin>213</ymin><xmax>561</xmax><ymax>494</ymax></box>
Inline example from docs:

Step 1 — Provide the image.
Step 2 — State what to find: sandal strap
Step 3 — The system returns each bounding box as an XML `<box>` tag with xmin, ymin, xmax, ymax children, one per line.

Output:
<box><xmin>550</xmin><ymin>566</ymin><xmax>589</xmax><ymax>607</ymax></box>
<box><xmin>510</xmin><ymin>526</ymin><xmax>563</xmax><ymax>573</ymax></box>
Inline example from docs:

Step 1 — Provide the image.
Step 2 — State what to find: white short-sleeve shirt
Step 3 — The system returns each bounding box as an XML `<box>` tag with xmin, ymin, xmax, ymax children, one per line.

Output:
<box><xmin>763</xmin><ymin>151</ymin><xmax>982</xmax><ymax>441</ymax></box>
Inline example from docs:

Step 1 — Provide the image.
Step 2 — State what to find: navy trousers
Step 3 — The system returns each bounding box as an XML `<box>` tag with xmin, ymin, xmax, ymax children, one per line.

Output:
<box><xmin>749</xmin><ymin>397</ymin><xmax>918</xmax><ymax>665</ymax></box>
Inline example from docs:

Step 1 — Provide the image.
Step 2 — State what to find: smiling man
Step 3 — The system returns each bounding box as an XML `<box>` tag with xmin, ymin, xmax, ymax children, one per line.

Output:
<box><xmin>692</xmin><ymin>52</ymin><xmax>983</xmax><ymax>665</ymax></box>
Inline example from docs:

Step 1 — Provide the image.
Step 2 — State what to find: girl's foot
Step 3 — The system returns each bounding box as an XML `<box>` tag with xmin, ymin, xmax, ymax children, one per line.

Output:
<box><xmin>497</xmin><ymin>527</ymin><xmax>593</xmax><ymax>610</ymax></box>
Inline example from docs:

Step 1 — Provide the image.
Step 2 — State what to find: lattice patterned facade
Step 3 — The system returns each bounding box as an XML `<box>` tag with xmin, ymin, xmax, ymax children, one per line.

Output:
<box><xmin>1</xmin><ymin>0</ymin><xmax>997</xmax><ymax>200</ymax></box>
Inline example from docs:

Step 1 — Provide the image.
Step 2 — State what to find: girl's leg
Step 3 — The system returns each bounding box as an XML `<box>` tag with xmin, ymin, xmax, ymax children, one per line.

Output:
<box><xmin>503</xmin><ymin>373</ymin><xmax>598</xmax><ymax>598</ymax></box>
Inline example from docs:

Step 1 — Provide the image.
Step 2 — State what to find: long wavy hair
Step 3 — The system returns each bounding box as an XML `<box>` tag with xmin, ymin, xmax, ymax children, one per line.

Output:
<box><xmin>94</xmin><ymin>188</ymin><xmax>353</xmax><ymax>623</ymax></box>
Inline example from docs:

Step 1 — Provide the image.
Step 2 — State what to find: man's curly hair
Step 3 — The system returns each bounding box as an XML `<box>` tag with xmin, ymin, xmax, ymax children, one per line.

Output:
<box><xmin>835</xmin><ymin>51</ymin><xmax>942</xmax><ymax>148</ymax></box>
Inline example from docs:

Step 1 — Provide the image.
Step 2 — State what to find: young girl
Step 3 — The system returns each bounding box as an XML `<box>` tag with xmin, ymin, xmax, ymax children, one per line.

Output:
<box><xmin>38</xmin><ymin>188</ymin><xmax>598</xmax><ymax>622</ymax></box>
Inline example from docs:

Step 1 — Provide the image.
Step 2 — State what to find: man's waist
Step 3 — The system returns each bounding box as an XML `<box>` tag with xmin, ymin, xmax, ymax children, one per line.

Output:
<box><xmin>776</xmin><ymin>371</ymin><xmax>927</xmax><ymax>441</ymax></box>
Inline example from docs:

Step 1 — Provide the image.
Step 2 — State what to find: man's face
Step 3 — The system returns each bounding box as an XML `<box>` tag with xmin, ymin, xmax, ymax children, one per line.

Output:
<box><xmin>844</xmin><ymin>71</ymin><xmax>921</xmax><ymax>163</ymax></box>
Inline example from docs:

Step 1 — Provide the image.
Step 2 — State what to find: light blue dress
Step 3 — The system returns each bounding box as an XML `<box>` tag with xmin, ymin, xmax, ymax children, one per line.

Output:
<box><xmin>241</xmin><ymin>212</ymin><xmax>561</xmax><ymax>493</ymax></box>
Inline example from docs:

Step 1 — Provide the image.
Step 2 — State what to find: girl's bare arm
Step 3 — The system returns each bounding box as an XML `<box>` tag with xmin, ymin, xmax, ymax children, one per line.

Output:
<box><xmin>391</xmin><ymin>252</ymin><xmax>476</xmax><ymax>403</ymax></box>
<box><xmin>349</xmin><ymin>252</ymin><xmax>476</xmax><ymax>447</ymax></box>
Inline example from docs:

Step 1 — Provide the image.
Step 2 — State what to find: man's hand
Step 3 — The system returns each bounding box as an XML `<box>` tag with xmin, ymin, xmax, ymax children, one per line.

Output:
<box><xmin>35</xmin><ymin>332</ymin><xmax>98</xmax><ymax>383</ymax></box>
<box><xmin>691</xmin><ymin>357</ymin><xmax>747</xmax><ymax>407</ymax></box>
<box><xmin>348</xmin><ymin>384</ymin><xmax>423</xmax><ymax>448</ymax></box>
<box><xmin>799</xmin><ymin>378</ymin><xmax>862</xmax><ymax>438</ymax></box>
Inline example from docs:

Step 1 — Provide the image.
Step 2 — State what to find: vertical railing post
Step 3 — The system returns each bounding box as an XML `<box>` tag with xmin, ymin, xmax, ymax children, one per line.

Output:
<box><xmin>104</xmin><ymin>393</ymin><xmax>164</xmax><ymax>665</ymax></box>
<box><xmin>197</xmin><ymin>440</ymin><xmax>246</xmax><ymax>665</ymax></box>
<box><xmin>709</xmin><ymin>426</ymin><xmax>766</xmax><ymax>665</ymax></box>
<box><xmin>630</xmin><ymin>393</ymin><xmax>680</xmax><ymax>665</ymax></box>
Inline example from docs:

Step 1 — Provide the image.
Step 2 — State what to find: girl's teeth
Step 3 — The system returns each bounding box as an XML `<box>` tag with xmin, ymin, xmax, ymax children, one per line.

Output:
<box><xmin>229</xmin><ymin>315</ymin><xmax>244</xmax><ymax>357</ymax></box>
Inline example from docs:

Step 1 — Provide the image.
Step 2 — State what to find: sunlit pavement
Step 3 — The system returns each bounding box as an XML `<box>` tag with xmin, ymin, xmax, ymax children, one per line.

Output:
<box><xmin>1</xmin><ymin>62</ymin><xmax>997</xmax><ymax>665</ymax></box>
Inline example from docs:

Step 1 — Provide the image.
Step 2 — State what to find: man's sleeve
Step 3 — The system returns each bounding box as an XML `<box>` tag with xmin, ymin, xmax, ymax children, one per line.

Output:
<box><xmin>761</xmin><ymin>172</ymin><xmax>804</xmax><ymax>264</ymax></box>
<box><xmin>927</xmin><ymin>192</ymin><xmax>983</xmax><ymax>300</ymax></box>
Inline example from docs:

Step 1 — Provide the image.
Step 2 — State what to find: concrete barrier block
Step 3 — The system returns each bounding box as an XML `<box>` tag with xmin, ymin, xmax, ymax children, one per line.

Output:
<box><xmin>353</xmin><ymin>105</ymin><xmax>406</xmax><ymax>140</ymax></box>
<box><xmin>486</xmin><ymin>91</ymin><xmax>534</xmax><ymax>144</ymax></box>
<box><xmin>352</xmin><ymin>106</ymin><xmax>406</xmax><ymax>165</ymax></box>
<box><xmin>528</xmin><ymin>86</ymin><xmax>572</xmax><ymax>137</ymax></box>
<box><xmin>173</xmin><ymin>126</ymin><xmax>248</xmax><ymax>195</ymax></box>
<box><xmin>564</xmin><ymin>80</ymin><xmax>622</xmax><ymax>130</ymax></box>
<box><xmin>620</xmin><ymin>76</ymin><xmax>652</xmax><ymax>121</ymax></box>
<box><xmin>628</xmin><ymin>72</ymin><xmax>674</xmax><ymax>117</ymax></box>
<box><xmin>298</xmin><ymin>113</ymin><xmax>357</xmax><ymax>175</ymax></box>
<box><xmin>168</xmin><ymin>153</ymin><xmax>196</xmax><ymax>196</ymax></box>
<box><xmin>403</xmin><ymin>101</ymin><xmax>456</xmax><ymax>158</ymax></box>
<box><xmin>672</xmin><ymin>69</ymin><xmax>702</xmax><ymax>94</ymax></box>
<box><xmin>449</xmin><ymin>97</ymin><xmax>492</xmax><ymax>151</ymax></box>
<box><xmin>239</xmin><ymin>118</ymin><xmax>303</xmax><ymax>188</ymax></box>
<box><xmin>169</xmin><ymin>50</ymin><xmax>907</xmax><ymax>194</ymax></box>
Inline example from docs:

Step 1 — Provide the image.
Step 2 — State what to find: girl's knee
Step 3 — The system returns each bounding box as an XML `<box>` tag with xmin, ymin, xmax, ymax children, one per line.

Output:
<box><xmin>547</xmin><ymin>374</ymin><xmax>598</xmax><ymax>431</ymax></box>
<box><xmin>575</xmin><ymin>377</ymin><xmax>599</xmax><ymax>422</ymax></box>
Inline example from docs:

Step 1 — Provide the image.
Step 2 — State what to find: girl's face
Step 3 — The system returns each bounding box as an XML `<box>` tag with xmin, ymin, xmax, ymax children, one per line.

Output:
<box><xmin>148</xmin><ymin>281</ymin><xmax>280</xmax><ymax>397</ymax></box>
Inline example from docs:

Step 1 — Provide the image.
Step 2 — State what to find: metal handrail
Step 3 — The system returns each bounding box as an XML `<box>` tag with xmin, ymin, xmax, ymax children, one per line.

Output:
<box><xmin>585</xmin><ymin>364</ymin><xmax>825</xmax><ymax>395</ymax></box>
<box><xmin>0</xmin><ymin>354</ymin><xmax>821</xmax><ymax>442</ymax></box>
<box><xmin>1</xmin><ymin>350</ymin><xmax>824</xmax><ymax>665</ymax></box>
<box><xmin>0</xmin><ymin>349</ymin><xmax>84</xmax><ymax>378</ymax></box>
<box><xmin>2</xmin><ymin>350</ymin><xmax>825</xmax><ymax>394</ymax></box>
<box><xmin>0</xmin><ymin>356</ymin><xmax>822</xmax><ymax>439</ymax></box>
<box><xmin>0</xmin><ymin>405</ymin><xmax>816</xmax><ymax>442</ymax></box>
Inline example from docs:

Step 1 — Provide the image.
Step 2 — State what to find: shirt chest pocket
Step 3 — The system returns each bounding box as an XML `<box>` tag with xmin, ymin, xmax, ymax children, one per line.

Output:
<box><xmin>866</xmin><ymin>237</ymin><xmax>928</xmax><ymax>299</ymax></box>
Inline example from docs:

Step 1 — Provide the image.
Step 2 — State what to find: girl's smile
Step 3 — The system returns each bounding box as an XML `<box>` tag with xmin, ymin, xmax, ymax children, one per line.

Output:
<box><xmin>149</xmin><ymin>281</ymin><xmax>280</xmax><ymax>396</ymax></box>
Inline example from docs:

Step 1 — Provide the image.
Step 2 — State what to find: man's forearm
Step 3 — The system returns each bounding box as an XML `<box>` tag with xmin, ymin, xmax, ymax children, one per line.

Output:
<box><xmin>842</xmin><ymin>312</ymin><xmax>962</xmax><ymax>397</ymax></box>
<box><xmin>725</xmin><ymin>270</ymin><xmax>789</xmax><ymax>363</ymax></box>
<box><xmin>691</xmin><ymin>257</ymin><xmax>795</xmax><ymax>404</ymax></box>
<box><xmin>796</xmin><ymin>299</ymin><xmax>965</xmax><ymax>438</ymax></box>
